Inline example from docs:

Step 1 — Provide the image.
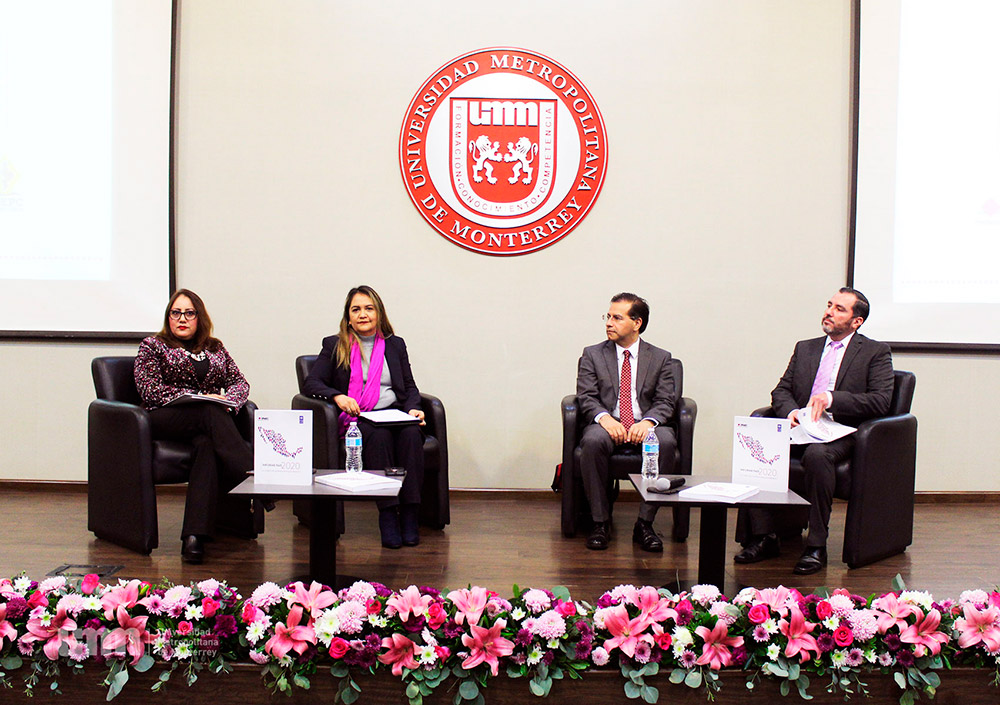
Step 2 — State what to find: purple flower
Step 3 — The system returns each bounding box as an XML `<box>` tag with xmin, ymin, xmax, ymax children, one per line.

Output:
<box><xmin>679</xmin><ymin>649</ymin><xmax>698</xmax><ymax>668</ymax></box>
<box><xmin>418</xmin><ymin>586</ymin><xmax>441</xmax><ymax>599</ymax></box>
<box><xmin>515</xmin><ymin>628</ymin><xmax>532</xmax><ymax>647</ymax></box>
<box><xmin>541</xmin><ymin>650</ymin><xmax>555</xmax><ymax>665</ymax></box>
<box><xmin>753</xmin><ymin>625</ymin><xmax>770</xmax><ymax>643</ymax></box>
<box><xmin>649</xmin><ymin>648</ymin><xmax>662</xmax><ymax>663</ymax></box>
<box><xmin>731</xmin><ymin>645</ymin><xmax>748</xmax><ymax>667</ymax></box>
<box><xmin>403</xmin><ymin>615</ymin><xmax>427</xmax><ymax>633</ymax></box>
<box><xmin>633</xmin><ymin>641</ymin><xmax>652</xmax><ymax>664</ymax></box>
<box><xmin>575</xmin><ymin>620</ymin><xmax>593</xmax><ymax>638</ymax></box>
<box><xmin>845</xmin><ymin>648</ymin><xmax>864</xmax><ymax>667</ymax></box>
<box><xmin>510</xmin><ymin>652</ymin><xmax>527</xmax><ymax>665</ymax></box>
<box><xmin>213</xmin><ymin>614</ymin><xmax>237</xmax><ymax>638</ymax></box>
<box><xmin>883</xmin><ymin>633</ymin><xmax>902</xmax><ymax>652</ymax></box>
<box><xmin>816</xmin><ymin>633</ymin><xmax>836</xmax><ymax>652</ymax></box>
<box><xmin>296</xmin><ymin>644</ymin><xmax>318</xmax><ymax>663</ymax></box>
<box><xmin>675</xmin><ymin>603</ymin><xmax>693</xmax><ymax>626</ymax></box>
<box><xmin>372</xmin><ymin>582</ymin><xmax>392</xmax><ymax>598</ymax></box>
<box><xmin>596</xmin><ymin>594</ymin><xmax>615</xmax><ymax>609</ymax></box>
<box><xmin>575</xmin><ymin>641</ymin><xmax>593</xmax><ymax>660</ymax></box>
<box><xmin>895</xmin><ymin>649</ymin><xmax>915</xmax><ymax>667</ymax></box>
<box><xmin>4</xmin><ymin>595</ymin><xmax>28</xmax><ymax>620</ymax></box>
<box><xmin>443</xmin><ymin>619</ymin><xmax>464</xmax><ymax>639</ymax></box>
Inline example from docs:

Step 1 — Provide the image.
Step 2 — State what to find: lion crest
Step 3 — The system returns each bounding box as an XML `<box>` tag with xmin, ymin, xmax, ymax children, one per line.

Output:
<box><xmin>468</xmin><ymin>135</ymin><xmax>503</xmax><ymax>184</ymax></box>
<box><xmin>503</xmin><ymin>137</ymin><xmax>538</xmax><ymax>184</ymax></box>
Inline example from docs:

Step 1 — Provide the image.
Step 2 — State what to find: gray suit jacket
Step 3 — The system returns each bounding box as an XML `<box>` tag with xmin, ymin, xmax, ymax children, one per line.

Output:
<box><xmin>576</xmin><ymin>339</ymin><xmax>676</xmax><ymax>425</ymax></box>
<box><xmin>770</xmin><ymin>332</ymin><xmax>894</xmax><ymax>428</ymax></box>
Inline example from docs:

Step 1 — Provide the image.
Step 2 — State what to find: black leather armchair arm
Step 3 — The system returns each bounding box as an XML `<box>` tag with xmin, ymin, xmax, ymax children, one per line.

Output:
<box><xmin>676</xmin><ymin>398</ymin><xmax>697</xmax><ymax>476</ymax></box>
<box><xmin>87</xmin><ymin>399</ymin><xmax>159</xmax><ymax>554</ymax></box>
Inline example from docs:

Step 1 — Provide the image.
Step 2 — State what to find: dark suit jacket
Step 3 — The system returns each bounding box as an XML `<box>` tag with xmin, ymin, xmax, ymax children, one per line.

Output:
<box><xmin>771</xmin><ymin>332</ymin><xmax>894</xmax><ymax>428</ymax></box>
<box><xmin>576</xmin><ymin>339</ymin><xmax>676</xmax><ymax>425</ymax></box>
<box><xmin>302</xmin><ymin>334</ymin><xmax>422</xmax><ymax>412</ymax></box>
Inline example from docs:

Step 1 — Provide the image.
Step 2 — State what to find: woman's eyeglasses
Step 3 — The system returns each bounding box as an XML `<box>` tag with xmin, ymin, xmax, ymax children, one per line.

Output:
<box><xmin>169</xmin><ymin>309</ymin><xmax>198</xmax><ymax>321</ymax></box>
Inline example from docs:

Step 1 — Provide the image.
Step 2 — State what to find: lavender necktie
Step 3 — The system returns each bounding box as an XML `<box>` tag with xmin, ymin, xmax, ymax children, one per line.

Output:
<box><xmin>810</xmin><ymin>341</ymin><xmax>843</xmax><ymax>398</ymax></box>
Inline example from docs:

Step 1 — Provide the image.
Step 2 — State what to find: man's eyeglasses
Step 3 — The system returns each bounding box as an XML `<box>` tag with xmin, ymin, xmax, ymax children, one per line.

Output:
<box><xmin>602</xmin><ymin>313</ymin><xmax>630</xmax><ymax>323</ymax></box>
<box><xmin>169</xmin><ymin>309</ymin><xmax>198</xmax><ymax>321</ymax></box>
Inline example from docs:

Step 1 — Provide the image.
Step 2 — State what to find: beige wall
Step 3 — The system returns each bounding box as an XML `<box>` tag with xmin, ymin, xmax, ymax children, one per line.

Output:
<box><xmin>2</xmin><ymin>0</ymin><xmax>997</xmax><ymax>491</ymax></box>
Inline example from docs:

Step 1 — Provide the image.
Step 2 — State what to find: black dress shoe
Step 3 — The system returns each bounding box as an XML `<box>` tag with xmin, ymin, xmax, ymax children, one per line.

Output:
<box><xmin>733</xmin><ymin>533</ymin><xmax>780</xmax><ymax>564</ymax></box>
<box><xmin>400</xmin><ymin>504</ymin><xmax>420</xmax><ymax>547</ymax></box>
<box><xmin>181</xmin><ymin>535</ymin><xmax>204</xmax><ymax>564</ymax></box>
<box><xmin>586</xmin><ymin>521</ymin><xmax>611</xmax><ymax>550</ymax></box>
<box><xmin>632</xmin><ymin>519</ymin><xmax>663</xmax><ymax>553</ymax></box>
<box><xmin>793</xmin><ymin>545</ymin><xmax>827</xmax><ymax>575</ymax></box>
<box><xmin>379</xmin><ymin>507</ymin><xmax>402</xmax><ymax>549</ymax></box>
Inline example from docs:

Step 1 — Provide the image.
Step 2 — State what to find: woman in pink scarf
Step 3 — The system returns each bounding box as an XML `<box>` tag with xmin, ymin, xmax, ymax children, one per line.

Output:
<box><xmin>303</xmin><ymin>286</ymin><xmax>426</xmax><ymax>548</ymax></box>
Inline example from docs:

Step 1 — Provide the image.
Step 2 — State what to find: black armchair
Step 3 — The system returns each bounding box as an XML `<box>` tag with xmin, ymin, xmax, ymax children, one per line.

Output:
<box><xmin>750</xmin><ymin>370</ymin><xmax>917</xmax><ymax>568</ymax></box>
<box><xmin>88</xmin><ymin>356</ymin><xmax>262</xmax><ymax>554</ymax></box>
<box><xmin>291</xmin><ymin>355</ymin><xmax>450</xmax><ymax>529</ymax></box>
<box><xmin>560</xmin><ymin>357</ymin><xmax>697</xmax><ymax>541</ymax></box>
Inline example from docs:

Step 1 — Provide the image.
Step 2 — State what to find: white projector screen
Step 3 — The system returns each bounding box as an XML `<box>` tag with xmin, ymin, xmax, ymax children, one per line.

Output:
<box><xmin>0</xmin><ymin>0</ymin><xmax>174</xmax><ymax>338</ymax></box>
<box><xmin>852</xmin><ymin>0</ymin><xmax>1000</xmax><ymax>350</ymax></box>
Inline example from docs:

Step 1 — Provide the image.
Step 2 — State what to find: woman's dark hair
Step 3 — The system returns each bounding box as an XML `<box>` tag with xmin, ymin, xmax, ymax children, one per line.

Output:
<box><xmin>156</xmin><ymin>288</ymin><xmax>221</xmax><ymax>353</ymax></box>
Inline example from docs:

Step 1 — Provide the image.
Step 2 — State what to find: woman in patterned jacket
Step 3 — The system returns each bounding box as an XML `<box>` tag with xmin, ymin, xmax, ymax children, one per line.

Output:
<box><xmin>134</xmin><ymin>289</ymin><xmax>253</xmax><ymax>564</ymax></box>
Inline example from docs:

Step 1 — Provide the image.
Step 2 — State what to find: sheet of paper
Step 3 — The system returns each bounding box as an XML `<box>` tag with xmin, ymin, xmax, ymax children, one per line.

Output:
<box><xmin>359</xmin><ymin>409</ymin><xmax>419</xmax><ymax>424</ymax></box>
<box><xmin>791</xmin><ymin>410</ymin><xmax>857</xmax><ymax>444</ymax></box>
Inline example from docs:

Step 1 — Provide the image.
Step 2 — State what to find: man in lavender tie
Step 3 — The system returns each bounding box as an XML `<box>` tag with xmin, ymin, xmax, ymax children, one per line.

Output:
<box><xmin>735</xmin><ymin>288</ymin><xmax>894</xmax><ymax>575</ymax></box>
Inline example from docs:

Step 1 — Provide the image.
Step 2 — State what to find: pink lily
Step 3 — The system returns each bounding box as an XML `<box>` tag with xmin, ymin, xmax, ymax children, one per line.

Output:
<box><xmin>387</xmin><ymin>585</ymin><xmax>432</xmax><ymax>623</ymax></box>
<box><xmin>0</xmin><ymin>604</ymin><xmax>20</xmax><ymax>650</ymax></box>
<box><xmin>755</xmin><ymin>586</ymin><xmax>795</xmax><ymax>617</ymax></box>
<box><xmin>778</xmin><ymin>607</ymin><xmax>820</xmax><ymax>663</ymax></box>
<box><xmin>873</xmin><ymin>593</ymin><xmax>917</xmax><ymax>634</ymax></box>
<box><xmin>955</xmin><ymin>604</ymin><xmax>1000</xmax><ymax>653</ymax></box>
<box><xmin>265</xmin><ymin>605</ymin><xmax>316</xmax><ymax>660</ymax></box>
<box><xmin>448</xmin><ymin>587</ymin><xmax>489</xmax><ymax>626</ymax></box>
<box><xmin>102</xmin><ymin>605</ymin><xmax>153</xmax><ymax>665</ymax></box>
<box><xmin>899</xmin><ymin>608</ymin><xmax>949</xmax><ymax>657</ymax></box>
<box><xmin>290</xmin><ymin>581</ymin><xmax>336</xmax><ymax>622</ymax></box>
<box><xmin>955</xmin><ymin>603</ymin><xmax>1000</xmax><ymax>653</ymax></box>
<box><xmin>379</xmin><ymin>633</ymin><xmax>420</xmax><ymax>676</ymax></box>
<box><xmin>602</xmin><ymin>603</ymin><xmax>653</xmax><ymax>658</ymax></box>
<box><xmin>23</xmin><ymin>607</ymin><xmax>78</xmax><ymax>660</ymax></box>
<box><xmin>461</xmin><ymin>618</ymin><xmax>514</xmax><ymax>676</ymax></box>
<box><xmin>694</xmin><ymin>619</ymin><xmax>744</xmax><ymax>670</ymax></box>
<box><xmin>635</xmin><ymin>586</ymin><xmax>677</xmax><ymax>624</ymax></box>
<box><xmin>101</xmin><ymin>580</ymin><xmax>141</xmax><ymax>620</ymax></box>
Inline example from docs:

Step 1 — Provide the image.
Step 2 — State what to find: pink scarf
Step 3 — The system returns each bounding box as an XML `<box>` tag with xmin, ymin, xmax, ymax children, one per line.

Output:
<box><xmin>338</xmin><ymin>334</ymin><xmax>386</xmax><ymax>437</ymax></box>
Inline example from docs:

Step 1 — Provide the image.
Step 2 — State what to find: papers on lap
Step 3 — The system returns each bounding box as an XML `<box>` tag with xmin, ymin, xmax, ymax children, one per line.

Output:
<box><xmin>165</xmin><ymin>393</ymin><xmax>239</xmax><ymax>409</ymax></box>
<box><xmin>791</xmin><ymin>410</ymin><xmax>856</xmax><ymax>444</ymax></box>
<box><xmin>314</xmin><ymin>471</ymin><xmax>402</xmax><ymax>492</ymax></box>
<box><xmin>678</xmin><ymin>482</ymin><xmax>760</xmax><ymax>503</ymax></box>
<box><xmin>359</xmin><ymin>409</ymin><xmax>420</xmax><ymax>425</ymax></box>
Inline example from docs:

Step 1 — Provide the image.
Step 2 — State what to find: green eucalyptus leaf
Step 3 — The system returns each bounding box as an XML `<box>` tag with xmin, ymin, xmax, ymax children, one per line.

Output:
<box><xmin>641</xmin><ymin>663</ymin><xmax>659</xmax><ymax>677</ymax></box>
<box><xmin>459</xmin><ymin>680</ymin><xmax>479</xmax><ymax>700</ymax></box>
<box><xmin>529</xmin><ymin>678</ymin><xmax>552</xmax><ymax>697</ymax></box>
<box><xmin>406</xmin><ymin>682</ymin><xmax>421</xmax><ymax>699</ymax></box>
<box><xmin>0</xmin><ymin>656</ymin><xmax>23</xmax><ymax>670</ymax></box>
<box><xmin>780</xmin><ymin>680</ymin><xmax>790</xmax><ymax>697</ymax></box>
<box><xmin>891</xmin><ymin>574</ymin><xmax>907</xmax><ymax>592</ymax></box>
<box><xmin>158</xmin><ymin>671</ymin><xmax>171</xmax><ymax>682</ymax></box>
<box><xmin>787</xmin><ymin>663</ymin><xmax>800</xmax><ymax>680</ymax></box>
<box><xmin>684</xmin><ymin>670</ymin><xmax>702</xmax><ymax>689</ymax></box>
<box><xmin>293</xmin><ymin>675</ymin><xmax>311</xmax><ymax>690</ymax></box>
<box><xmin>668</xmin><ymin>669</ymin><xmax>685</xmax><ymax>684</ymax></box>
<box><xmin>472</xmin><ymin>694</ymin><xmax>485</xmax><ymax>705</ymax></box>
<box><xmin>893</xmin><ymin>672</ymin><xmax>906</xmax><ymax>690</ymax></box>
<box><xmin>133</xmin><ymin>655</ymin><xmax>155</xmax><ymax>673</ymax></box>
<box><xmin>342</xmin><ymin>686</ymin><xmax>360</xmax><ymax>705</ymax></box>
<box><xmin>900</xmin><ymin>690</ymin><xmax>915</xmax><ymax>705</ymax></box>
<box><xmin>551</xmin><ymin>586</ymin><xmax>571</xmax><ymax>602</ymax></box>
<box><xmin>640</xmin><ymin>684</ymin><xmax>659</xmax><ymax>704</ymax></box>
<box><xmin>331</xmin><ymin>663</ymin><xmax>349</xmax><ymax>678</ymax></box>
<box><xmin>624</xmin><ymin>680</ymin><xmax>641</xmax><ymax>699</ymax></box>
<box><xmin>925</xmin><ymin>672</ymin><xmax>941</xmax><ymax>688</ymax></box>
<box><xmin>770</xmin><ymin>665</ymin><xmax>789</xmax><ymax>678</ymax></box>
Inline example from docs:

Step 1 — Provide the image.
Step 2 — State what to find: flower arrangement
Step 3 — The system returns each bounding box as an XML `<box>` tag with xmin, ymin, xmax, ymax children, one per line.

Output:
<box><xmin>0</xmin><ymin>573</ymin><xmax>997</xmax><ymax>704</ymax></box>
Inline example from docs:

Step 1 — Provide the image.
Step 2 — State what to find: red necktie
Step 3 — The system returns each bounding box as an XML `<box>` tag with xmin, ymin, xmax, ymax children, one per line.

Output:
<box><xmin>620</xmin><ymin>350</ymin><xmax>634</xmax><ymax>430</ymax></box>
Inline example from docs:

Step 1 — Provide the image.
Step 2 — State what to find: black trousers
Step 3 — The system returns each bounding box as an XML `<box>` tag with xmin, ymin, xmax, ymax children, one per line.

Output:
<box><xmin>738</xmin><ymin>435</ymin><xmax>856</xmax><ymax>548</ymax></box>
<box><xmin>357</xmin><ymin>418</ymin><xmax>424</xmax><ymax>509</ymax></box>
<box><xmin>579</xmin><ymin>423</ymin><xmax>677</xmax><ymax>523</ymax></box>
<box><xmin>149</xmin><ymin>403</ymin><xmax>252</xmax><ymax>538</ymax></box>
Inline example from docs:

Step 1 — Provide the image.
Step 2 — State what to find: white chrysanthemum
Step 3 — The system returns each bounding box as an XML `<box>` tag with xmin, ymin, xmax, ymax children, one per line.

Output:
<box><xmin>864</xmin><ymin>648</ymin><xmax>877</xmax><ymax>663</ymax></box>
<box><xmin>672</xmin><ymin>626</ymin><xmax>693</xmax><ymax>646</ymax></box>
<box><xmin>38</xmin><ymin>611</ymin><xmax>53</xmax><ymax>626</ymax></box>
<box><xmin>13</xmin><ymin>576</ymin><xmax>31</xmax><ymax>594</ymax></box>
<box><xmin>767</xmin><ymin>644</ymin><xmax>780</xmax><ymax>661</ymax></box>
<box><xmin>416</xmin><ymin>644</ymin><xmax>438</xmax><ymax>665</ymax></box>
<box><xmin>822</xmin><ymin>616</ymin><xmax>840</xmax><ymax>630</ymax></box>
<box><xmin>313</xmin><ymin>611</ymin><xmax>342</xmax><ymax>645</ymax></box>
<box><xmin>763</xmin><ymin>619</ymin><xmax>779</xmax><ymax>635</ymax></box>
<box><xmin>184</xmin><ymin>604</ymin><xmax>204</xmax><ymax>621</ymax></box>
<box><xmin>174</xmin><ymin>643</ymin><xmax>192</xmax><ymax>660</ymax></box>
<box><xmin>152</xmin><ymin>635</ymin><xmax>168</xmax><ymax>653</ymax></box>
<box><xmin>246</xmin><ymin>620</ymin><xmax>268</xmax><ymax>645</ymax></box>
<box><xmin>691</xmin><ymin>584</ymin><xmax>721</xmax><ymax>606</ymax></box>
<box><xmin>526</xmin><ymin>647</ymin><xmax>543</xmax><ymax>665</ymax></box>
<box><xmin>732</xmin><ymin>587</ymin><xmax>757</xmax><ymax>606</ymax></box>
<box><xmin>899</xmin><ymin>590</ymin><xmax>934</xmax><ymax>610</ymax></box>
<box><xmin>368</xmin><ymin>615</ymin><xmax>387</xmax><ymax>628</ymax></box>
<box><xmin>830</xmin><ymin>650</ymin><xmax>847</xmax><ymax>668</ymax></box>
<box><xmin>83</xmin><ymin>596</ymin><xmax>102</xmax><ymax>611</ymax></box>
<box><xmin>547</xmin><ymin>638</ymin><xmax>561</xmax><ymax>650</ymax></box>
<box><xmin>511</xmin><ymin>607</ymin><xmax>526</xmax><ymax>621</ymax></box>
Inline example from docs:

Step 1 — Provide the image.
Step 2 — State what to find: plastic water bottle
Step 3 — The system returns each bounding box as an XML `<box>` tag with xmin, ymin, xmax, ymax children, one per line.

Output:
<box><xmin>345</xmin><ymin>422</ymin><xmax>363</xmax><ymax>472</ymax></box>
<box><xmin>641</xmin><ymin>428</ymin><xmax>659</xmax><ymax>480</ymax></box>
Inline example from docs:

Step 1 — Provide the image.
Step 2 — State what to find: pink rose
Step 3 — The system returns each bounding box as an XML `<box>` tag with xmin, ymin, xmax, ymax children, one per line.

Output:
<box><xmin>990</xmin><ymin>592</ymin><xmax>1000</xmax><ymax>609</ymax></box>
<box><xmin>555</xmin><ymin>600</ymin><xmax>577</xmax><ymax>617</ymax></box>
<box><xmin>27</xmin><ymin>591</ymin><xmax>48</xmax><ymax>609</ymax></box>
<box><xmin>177</xmin><ymin>621</ymin><xmax>193</xmax><ymax>635</ymax></box>
<box><xmin>654</xmin><ymin>632</ymin><xmax>672</xmax><ymax>650</ymax></box>
<box><xmin>427</xmin><ymin>602</ymin><xmax>447</xmax><ymax>630</ymax></box>
<box><xmin>202</xmin><ymin>598</ymin><xmax>220</xmax><ymax>618</ymax></box>
<box><xmin>748</xmin><ymin>604</ymin><xmax>770</xmax><ymax>624</ymax></box>
<box><xmin>366</xmin><ymin>599</ymin><xmax>382</xmax><ymax>615</ymax></box>
<box><xmin>81</xmin><ymin>574</ymin><xmax>101</xmax><ymax>595</ymax></box>
<box><xmin>833</xmin><ymin>625</ymin><xmax>854</xmax><ymax>647</ymax></box>
<box><xmin>328</xmin><ymin>637</ymin><xmax>350</xmax><ymax>659</ymax></box>
<box><xmin>435</xmin><ymin>645</ymin><xmax>450</xmax><ymax>660</ymax></box>
<box><xmin>242</xmin><ymin>603</ymin><xmax>261</xmax><ymax>624</ymax></box>
<box><xmin>815</xmin><ymin>601</ymin><xmax>833</xmax><ymax>620</ymax></box>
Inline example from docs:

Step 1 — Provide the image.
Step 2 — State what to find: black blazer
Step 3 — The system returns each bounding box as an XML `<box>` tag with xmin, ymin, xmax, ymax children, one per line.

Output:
<box><xmin>302</xmin><ymin>334</ymin><xmax>422</xmax><ymax>412</ymax></box>
<box><xmin>576</xmin><ymin>338</ymin><xmax>676</xmax><ymax>425</ymax></box>
<box><xmin>770</xmin><ymin>332</ymin><xmax>894</xmax><ymax>428</ymax></box>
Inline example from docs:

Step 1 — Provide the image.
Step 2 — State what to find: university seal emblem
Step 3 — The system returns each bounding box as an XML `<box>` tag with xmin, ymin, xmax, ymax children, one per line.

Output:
<box><xmin>399</xmin><ymin>48</ymin><xmax>608</xmax><ymax>256</ymax></box>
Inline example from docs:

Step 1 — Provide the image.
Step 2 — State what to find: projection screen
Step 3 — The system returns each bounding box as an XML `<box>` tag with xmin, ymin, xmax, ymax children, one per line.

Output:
<box><xmin>0</xmin><ymin>0</ymin><xmax>174</xmax><ymax>339</ymax></box>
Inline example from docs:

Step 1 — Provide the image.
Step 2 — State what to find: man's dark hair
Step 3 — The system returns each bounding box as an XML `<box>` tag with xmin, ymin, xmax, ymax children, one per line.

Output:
<box><xmin>840</xmin><ymin>286</ymin><xmax>870</xmax><ymax>321</ymax></box>
<box><xmin>611</xmin><ymin>292</ymin><xmax>649</xmax><ymax>334</ymax></box>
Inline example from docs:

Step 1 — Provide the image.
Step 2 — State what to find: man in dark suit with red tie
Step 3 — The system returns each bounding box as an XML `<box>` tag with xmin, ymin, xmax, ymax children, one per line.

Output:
<box><xmin>735</xmin><ymin>287</ymin><xmax>894</xmax><ymax>575</ymax></box>
<box><xmin>576</xmin><ymin>293</ymin><xmax>678</xmax><ymax>552</ymax></box>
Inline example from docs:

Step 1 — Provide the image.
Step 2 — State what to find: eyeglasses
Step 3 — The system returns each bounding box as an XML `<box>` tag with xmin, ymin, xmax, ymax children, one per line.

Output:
<box><xmin>169</xmin><ymin>309</ymin><xmax>198</xmax><ymax>321</ymax></box>
<box><xmin>602</xmin><ymin>313</ymin><xmax>631</xmax><ymax>323</ymax></box>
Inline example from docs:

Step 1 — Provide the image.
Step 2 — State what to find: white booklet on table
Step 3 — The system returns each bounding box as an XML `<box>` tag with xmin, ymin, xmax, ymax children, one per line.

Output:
<box><xmin>678</xmin><ymin>482</ymin><xmax>760</xmax><ymax>503</ymax></box>
<box><xmin>314</xmin><ymin>471</ymin><xmax>402</xmax><ymax>492</ymax></box>
<box><xmin>359</xmin><ymin>409</ymin><xmax>420</xmax><ymax>425</ymax></box>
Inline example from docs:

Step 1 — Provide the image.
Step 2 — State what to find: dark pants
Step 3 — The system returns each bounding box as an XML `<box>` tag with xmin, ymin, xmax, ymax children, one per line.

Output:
<box><xmin>149</xmin><ymin>403</ymin><xmax>252</xmax><ymax>538</ymax></box>
<box><xmin>739</xmin><ymin>435</ymin><xmax>856</xmax><ymax>548</ymax></box>
<box><xmin>357</xmin><ymin>418</ymin><xmax>424</xmax><ymax>509</ymax></box>
<box><xmin>579</xmin><ymin>423</ymin><xmax>677</xmax><ymax>523</ymax></box>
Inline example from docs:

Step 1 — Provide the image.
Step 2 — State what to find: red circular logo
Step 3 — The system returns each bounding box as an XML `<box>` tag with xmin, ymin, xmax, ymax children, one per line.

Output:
<box><xmin>399</xmin><ymin>48</ymin><xmax>608</xmax><ymax>256</ymax></box>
